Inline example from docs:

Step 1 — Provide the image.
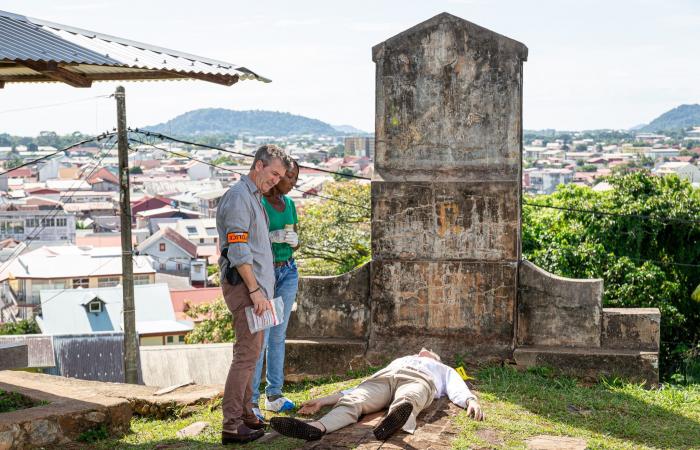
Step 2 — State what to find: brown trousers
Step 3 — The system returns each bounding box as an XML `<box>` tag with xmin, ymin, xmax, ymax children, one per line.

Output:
<box><xmin>221</xmin><ymin>279</ymin><xmax>264</xmax><ymax>433</ymax></box>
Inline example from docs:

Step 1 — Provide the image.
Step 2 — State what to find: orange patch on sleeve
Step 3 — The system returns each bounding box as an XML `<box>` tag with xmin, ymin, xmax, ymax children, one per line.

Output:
<box><xmin>227</xmin><ymin>232</ymin><xmax>249</xmax><ymax>243</ymax></box>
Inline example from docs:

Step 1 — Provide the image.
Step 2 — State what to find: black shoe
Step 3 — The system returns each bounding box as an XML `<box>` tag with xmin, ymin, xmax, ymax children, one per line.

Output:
<box><xmin>373</xmin><ymin>402</ymin><xmax>413</xmax><ymax>441</ymax></box>
<box><xmin>270</xmin><ymin>417</ymin><xmax>325</xmax><ymax>441</ymax></box>
<box><xmin>221</xmin><ymin>424</ymin><xmax>265</xmax><ymax>445</ymax></box>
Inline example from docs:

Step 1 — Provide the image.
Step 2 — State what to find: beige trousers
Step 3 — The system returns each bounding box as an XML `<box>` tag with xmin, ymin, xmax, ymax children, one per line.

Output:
<box><xmin>318</xmin><ymin>367</ymin><xmax>437</xmax><ymax>434</ymax></box>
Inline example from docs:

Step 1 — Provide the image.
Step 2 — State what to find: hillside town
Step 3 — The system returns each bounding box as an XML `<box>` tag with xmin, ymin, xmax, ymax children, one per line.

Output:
<box><xmin>0</xmin><ymin>133</ymin><xmax>373</xmax><ymax>335</ymax></box>
<box><xmin>2</xmin><ymin>127</ymin><xmax>699</xmax><ymax>334</ymax></box>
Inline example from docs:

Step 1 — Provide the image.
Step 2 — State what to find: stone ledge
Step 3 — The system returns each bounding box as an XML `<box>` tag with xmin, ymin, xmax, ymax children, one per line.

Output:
<box><xmin>285</xmin><ymin>338</ymin><xmax>369</xmax><ymax>382</ymax></box>
<box><xmin>602</xmin><ymin>308</ymin><xmax>660</xmax><ymax>351</ymax></box>
<box><xmin>513</xmin><ymin>346</ymin><xmax>658</xmax><ymax>387</ymax></box>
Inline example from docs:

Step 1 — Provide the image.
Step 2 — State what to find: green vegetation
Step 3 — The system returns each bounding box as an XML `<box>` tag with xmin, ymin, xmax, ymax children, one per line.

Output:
<box><xmin>184</xmin><ymin>298</ymin><xmax>234</xmax><ymax>344</ymax></box>
<box><xmin>454</xmin><ymin>366</ymin><xmax>700</xmax><ymax>449</ymax></box>
<box><xmin>523</xmin><ymin>172</ymin><xmax>700</xmax><ymax>381</ymax></box>
<box><xmin>145</xmin><ymin>108</ymin><xmax>339</xmax><ymax>137</ymax></box>
<box><xmin>83</xmin><ymin>366</ymin><xmax>698</xmax><ymax>449</ymax></box>
<box><xmin>0</xmin><ymin>130</ymin><xmax>91</xmax><ymax>150</ymax></box>
<box><xmin>0</xmin><ymin>389</ymin><xmax>44</xmax><ymax>413</ymax></box>
<box><xmin>297</xmin><ymin>182</ymin><xmax>371</xmax><ymax>275</ymax></box>
<box><xmin>77</xmin><ymin>424</ymin><xmax>109</xmax><ymax>443</ymax></box>
<box><xmin>0</xmin><ymin>318</ymin><xmax>40</xmax><ymax>335</ymax></box>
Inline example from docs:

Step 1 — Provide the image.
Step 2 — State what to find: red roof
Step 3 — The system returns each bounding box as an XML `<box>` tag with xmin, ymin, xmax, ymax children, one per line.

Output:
<box><xmin>3</xmin><ymin>167</ymin><xmax>32</xmax><ymax>178</ymax></box>
<box><xmin>170</xmin><ymin>287</ymin><xmax>221</xmax><ymax>321</ymax></box>
<box><xmin>87</xmin><ymin>167</ymin><xmax>119</xmax><ymax>185</ymax></box>
<box><xmin>139</xmin><ymin>227</ymin><xmax>198</xmax><ymax>258</ymax></box>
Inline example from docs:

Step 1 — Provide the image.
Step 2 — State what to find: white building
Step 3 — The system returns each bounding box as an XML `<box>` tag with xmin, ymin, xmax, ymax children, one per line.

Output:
<box><xmin>137</xmin><ymin>227</ymin><xmax>198</xmax><ymax>275</ymax></box>
<box><xmin>0</xmin><ymin>210</ymin><xmax>76</xmax><ymax>243</ymax></box>
<box><xmin>525</xmin><ymin>168</ymin><xmax>573</xmax><ymax>194</ymax></box>
<box><xmin>654</xmin><ymin>162</ymin><xmax>700</xmax><ymax>183</ymax></box>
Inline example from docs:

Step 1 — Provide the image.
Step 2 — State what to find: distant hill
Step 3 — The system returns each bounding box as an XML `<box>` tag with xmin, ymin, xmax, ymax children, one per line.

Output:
<box><xmin>638</xmin><ymin>104</ymin><xmax>700</xmax><ymax>132</ymax></box>
<box><xmin>144</xmin><ymin>109</ymin><xmax>340</xmax><ymax>136</ymax></box>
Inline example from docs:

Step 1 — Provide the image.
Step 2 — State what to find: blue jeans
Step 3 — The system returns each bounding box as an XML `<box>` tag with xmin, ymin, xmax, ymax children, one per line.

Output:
<box><xmin>251</xmin><ymin>259</ymin><xmax>299</xmax><ymax>405</ymax></box>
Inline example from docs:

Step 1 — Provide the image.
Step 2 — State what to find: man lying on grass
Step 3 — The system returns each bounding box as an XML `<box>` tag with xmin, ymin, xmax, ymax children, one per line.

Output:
<box><xmin>270</xmin><ymin>348</ymin><xmax>484</xmax><ymax>441</ymax></box>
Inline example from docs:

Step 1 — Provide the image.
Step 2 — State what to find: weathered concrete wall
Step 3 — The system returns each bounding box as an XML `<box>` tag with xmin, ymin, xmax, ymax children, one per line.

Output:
<box><xmin>287</xmin><ymin>264</ymin><xmax>370</xmax><ymax>339</ymax></box>
<box><xmin>139</xmin><ymin>339</ymin><xmax>367</xmax><ymax>386</ymax></box>
<box><xmin>517</xmin><ymin>260</ymin><xmax>602</xmax><ymax>348</ymax></box>
<box><xmin>602</xmin><ymin>308</ymin><xmax>660</xmax><ymax>351</ymax></box>
<box><xmin>0</xmin><ymin>343</ymin><xmax>28</xmax><ymax>370</ymax></box>
<box><xmin>369</xmin><ymin>12</ymin><xmax>527</xmax><ymax>362</ymax></box>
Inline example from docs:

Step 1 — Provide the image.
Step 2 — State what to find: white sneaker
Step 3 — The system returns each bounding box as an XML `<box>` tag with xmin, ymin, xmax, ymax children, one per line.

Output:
<box><xmin>251</xmin><ymin>406</ymin><xmax>265</xmax><ymax>422</ymax></box>
<box><xmin>264</xmin><ymin>396</ymin><xmax>295</xmax><ymax>412</ymax></box>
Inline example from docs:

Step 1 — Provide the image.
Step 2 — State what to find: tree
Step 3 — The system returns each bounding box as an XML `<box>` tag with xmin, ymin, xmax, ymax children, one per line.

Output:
<box><xmin>332</xmin><ymin>168</ymin><xmax>354</xmax><ymax>182</ymax></box>
<box><xmin>522</xmin><ymin>172</ymin><xmax>700</xmax><ymax>380</ymax></box>
<box><xmin>0</xmin><ymin>319</ymin><xmax>40</xmax><ymax>335</ymax></box>
<box><xmin>297</xmin><ymin>182</ymin><xmax>370</xmax><ymax>275</ymax></box>
<box><xmin>184</xmin><ymin>297</ymin><xmax>234</xmax><ymax>344</ymax></box>
<box><xmin>129</xmin><ymin>166</ymin><xmax>143</xmax><ymax>174</ymax></box>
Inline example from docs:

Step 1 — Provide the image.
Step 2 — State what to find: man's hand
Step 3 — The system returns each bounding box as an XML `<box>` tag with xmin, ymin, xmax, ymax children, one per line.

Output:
<box><xmin>298</xmin><ymin>399</ymin><xmax>323</xmax><ymax>415</ymax></box>
<box><xmin>250</xmin><ymin>290</ymin><xmax>270</xmax><ymax>316</ymax></box>
<box><xmin>466</xmin><ymin>399</ymin><xmax>484</xmax><ymax>421</ymax></box>
<box><xmin>284</xmin><ymin>230</ymin><xmax>299</xmax><ymax>247</ymax></box>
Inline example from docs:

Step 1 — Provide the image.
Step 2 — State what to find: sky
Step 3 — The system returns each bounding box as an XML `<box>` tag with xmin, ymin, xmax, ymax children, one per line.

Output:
<box><xmin>0</xmin><ymin>0</ymin><xmax>699</xmax><ymax>136</ymax></box>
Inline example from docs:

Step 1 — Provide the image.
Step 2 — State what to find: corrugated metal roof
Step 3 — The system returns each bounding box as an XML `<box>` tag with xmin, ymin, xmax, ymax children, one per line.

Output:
<box><xmin>0</xmin><ymin>9</ymin><xmax>270</xmax><ymax>86</ymax></box>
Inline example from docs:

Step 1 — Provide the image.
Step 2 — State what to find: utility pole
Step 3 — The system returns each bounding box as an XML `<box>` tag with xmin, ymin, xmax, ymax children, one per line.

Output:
<box><xmin>115</xmin><ymin>86</ymin><xmax>138</xmax><ymax>384</ymax></box>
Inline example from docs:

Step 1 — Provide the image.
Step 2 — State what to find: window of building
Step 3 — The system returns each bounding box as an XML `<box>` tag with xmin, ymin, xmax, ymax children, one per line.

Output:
<box><xmin>199</xmin><ymin>238</ymin><xmax>204</xmax><ymax>244</ymax></box>
<box><xmin>56</xmin><ymin>218</ymin><xmax>67</xmax><ymax>227</ymax></box>
<box><xmin>193</xmin><ymin>264</ymin><xmax>202</xmax><ymax>273</ymax></box>
<box><xmin>159</xmin><ymin>243</ymin><xmax>166</xmax><ymax>252</ymax></box>
<box><xmin>176</xmin><ymin>263</ymin><xmax>182</xmax><ymax>271</ymax></box>
<box><xmin>42</xmin><ymin>218</ymin><xmax>55</xmax><ymax>227</ymax></box>
<box><xmin>205</xmin><ymin>227</ymin><xmax>217</xmax><ymax>237</ymax></box>
<box><xmin>178</xmin><ymin>335</ymin><xmax>185</xmax><ymax>343</ymax></box>
<box><xmin>97</xmin><ymin>276</ymin><xmax>120</xmax><ymax>288</ymax></box>
<box><xmin>88</xmin><ymin>300</ymin><xmax>102</xmax><ymax>313</ymax></box>
<box><xmin>72</xmin><ymin>278</ymin><xmax>89</xmax><ymax>289</ymax></box>
<box><xmin>160</xmin><ymin>263</ymin><xmax>166</xmax><ymax>270</ymax></box>
<box><xmin>134</xmin><ymin>274</ymin><xmax>150</xmax><ymax>285</ymax></box>
<box><xmin>166</xmin><ymin>336</ymin><xmax>174</xmax><ymax>344</ymax></box>
<box><xmin>186</xmin><ymin>226</ymin><xmax>197</xmax><ymax>235</ymax></box>
<box><xmin>25</xmin><ymin>218</ymin><xmax>40</xmax><ymax>228</ymax></box>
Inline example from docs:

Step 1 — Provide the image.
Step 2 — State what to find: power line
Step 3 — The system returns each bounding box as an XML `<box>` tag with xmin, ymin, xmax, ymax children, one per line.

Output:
<box><xmin>523</xmin><ymin>201</ymin><xmax>700</xmax><ymax>225</ymax></box>
<box><xmin>0</xmin><ymin>94</ymin><xmax>113</xmax><ymax>115</ymax></box>
<box><xmin>129</xmin><ymin>136</ymin><xmax>371</xmax><ymax>210</ymax></box>
<box><xmin>132</xmin><ymin>129</ymin><xmax>373</xmax><ymax>180</ymax></box>
<box><xmin>0</xmin><ymin>132</ymin><xmax>116</xmax><ymax>177</ymax></box>
<box><xmin>0</xmin><ymin>138</ymin><xmax>117</xmax><ymax>276</ymax></box>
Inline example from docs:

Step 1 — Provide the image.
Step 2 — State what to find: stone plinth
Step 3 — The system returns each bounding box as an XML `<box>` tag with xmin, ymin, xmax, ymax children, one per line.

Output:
<box><xmin>369</xmin><ymin>12</ymin><xmax>527</xmax><ymax>362</ymax></box>
<box><xmin>602</xmin><ymin>308</ymin><xmax>660</xmax><ymax>351</ymax></box>
<box><xmin>517</xmin><ymin>261</ymin><xmax>602</xmax><ymax>348</ymax></box>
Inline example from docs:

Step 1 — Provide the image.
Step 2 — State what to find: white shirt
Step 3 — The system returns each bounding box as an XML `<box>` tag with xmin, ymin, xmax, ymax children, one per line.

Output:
<box><xmin>384</xmin><ymin>355</ymin><xmax>476</xmax><ymax>408</ymax></box>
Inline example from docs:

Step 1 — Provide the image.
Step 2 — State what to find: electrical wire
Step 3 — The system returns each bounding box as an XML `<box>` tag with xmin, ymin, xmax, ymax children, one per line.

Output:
<box><xmin>0</xmin><ymin>132</ymin><xmax>116</xmax><ymax>177</ymax></box>
<box><xmin>0</xmin><ymin>94</ymin><xmax>113</xmax><ymax>115</ymax></box>
<box><xmin>129</xmin><ymin>136</ymin><xmax>371</xmax><ymax>210</ymax></box>
<box><xmin>523</xmin><ymin>201</ymin><xmax>700</xmax><ymax>225</ymax></box>
<box><xmin>0</xmin><ymin>138</ymin><xmax>117</xmax><ymax>276</ymax></box>
<box><xmin>132</xmin><ymin>129</ymin><xmax>373</xmax><ymax>180</ymax></box>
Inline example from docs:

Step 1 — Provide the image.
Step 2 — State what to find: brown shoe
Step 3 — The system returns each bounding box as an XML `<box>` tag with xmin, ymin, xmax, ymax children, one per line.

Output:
<box><xmin>244</xmin><ymin>418</ymin><xmax>268</xmax><ymax>430</ymax></box>
<box><xmin>221</xmin><ymin>424</ymin><xmax>264</xmax><ymax>445</ymax></box>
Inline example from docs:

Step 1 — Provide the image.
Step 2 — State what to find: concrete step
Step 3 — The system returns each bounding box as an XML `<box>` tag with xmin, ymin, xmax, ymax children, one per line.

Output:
<box><xmin>285</xmin><ymin>338</ymin><xmax>369</xmax><ymax>382</ymax></box>
<box><xmin>513</xmin><ymin>346</ymin><xmax>658</xmax><ymax>386</ymax></box>
<box><xmin>601</xmin><ymin>308</ymin><xmax>660</xmax><ymax>351</ymax></box>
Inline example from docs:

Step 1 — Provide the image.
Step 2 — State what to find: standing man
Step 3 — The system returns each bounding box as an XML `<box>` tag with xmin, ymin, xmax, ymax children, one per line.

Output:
<box><xmin>216</xmin><ymin>144</ymin><xmax>291</xmax><ymax>445</ymax></box>
<box><xmin>251</xmin><ymin>160</ymin><xmax>301</xmax><ymax>419</ymax></box>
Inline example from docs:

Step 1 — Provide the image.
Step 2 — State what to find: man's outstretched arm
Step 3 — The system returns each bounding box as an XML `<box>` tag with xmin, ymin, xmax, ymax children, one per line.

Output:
<box><xmin>445</xmin><ymin>368</ymin><xmax>484</xmax><ymax>421</ymax></box>
<box><xmin>297</xmin><ymin>392</ymin><xmax>344</xmax><ymax>415</ymax></box>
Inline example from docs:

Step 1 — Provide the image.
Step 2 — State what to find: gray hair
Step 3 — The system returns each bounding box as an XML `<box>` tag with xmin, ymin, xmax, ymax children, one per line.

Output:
<box><xmin>251</xmin><ymin>144</ymin><xmax>292</xmax><ymax>171</ymax></box>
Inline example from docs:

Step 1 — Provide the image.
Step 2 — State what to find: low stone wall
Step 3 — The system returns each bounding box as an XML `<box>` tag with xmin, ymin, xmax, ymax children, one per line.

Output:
<box><xmin>287</xmin><ymin>263</ymin><xmax>370</xmax><ymax>340</ymax></box>
<box><xmin>517</xmin><ymin>260</ymin><xmax>603</xmax><ymax>348</ymax></box>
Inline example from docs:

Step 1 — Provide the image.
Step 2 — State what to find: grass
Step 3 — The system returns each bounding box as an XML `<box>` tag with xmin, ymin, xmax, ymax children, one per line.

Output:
<box><xmin>69</xmin><ymin>365</ymin><xmax>699</xmax><ymax>449</ymax></box>
<box><xmin>0</xmin><ymin>389</ymin><xmax>46</xmax><ymax>413</ymax></box>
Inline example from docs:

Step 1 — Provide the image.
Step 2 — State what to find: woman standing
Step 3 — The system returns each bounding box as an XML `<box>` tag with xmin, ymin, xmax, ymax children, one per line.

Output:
<box><xmin>251</xmin><ymin>159</ymin><xmax>300</xmax><ymax>419</ymax></box>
